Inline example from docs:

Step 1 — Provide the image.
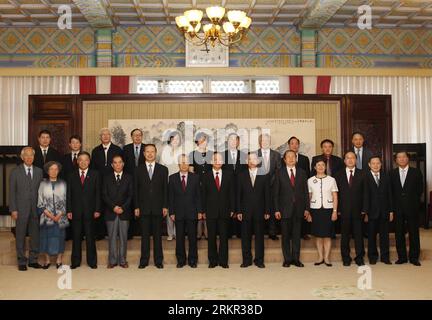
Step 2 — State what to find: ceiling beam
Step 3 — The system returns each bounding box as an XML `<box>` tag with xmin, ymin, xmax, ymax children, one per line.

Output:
<box><xmin>300</xmin><ymin>0</ymin><xmax>349</xmax><ymax>29</ymax></box>
<box><xmin>71</xmin><ymin>0</ymin><xmax>114</xmax><ymax>28</ymax></box>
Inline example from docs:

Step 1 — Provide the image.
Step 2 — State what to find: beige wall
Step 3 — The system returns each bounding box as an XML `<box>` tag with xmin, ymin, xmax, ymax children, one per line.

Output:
<box><xmin>83</xmin><ymin>100</ymin><xmax>341</xmax><ymax>156</ymax></box>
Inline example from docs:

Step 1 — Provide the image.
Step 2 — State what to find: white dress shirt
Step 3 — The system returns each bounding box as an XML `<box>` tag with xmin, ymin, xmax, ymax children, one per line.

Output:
<box><xmin>213</xmin><ymin>168</ymin><xmax>222</xmax><ymax>183</ymax></box>
<box><xmin>286</xmin><ymin>166</ymin><xmax>296</xmax><ymax>178</ymax></box>
<box><xmin>346</xmin><ymin>167</ymin><xmax>356</xmax><ymax>183</ymax></box>
<box><xmin>371</xmin><ymin>170</ymin><xmax>380</xmax><ymax>185</ymax></box>
<box><xmin>260</xmin><ymin>148</ymin><xmax>270</xmax><ymax>169</ymax></box>
<box><xmin>23</xmin><ymin>164</ymin><xmax>33</xmax><ymax>179</ymax></box>
<box><xmin>114</xmin><ymin>171</ymin><xmax>123</xmax><ymax>180</ymax></box>
<box><xmin>71</xmin><ymin>151</ymin><xmax>79</xmax><ymax>162</ymax></box>
<box><xmin>249</xmin><ymin>168</ymin><xmax>258</xmax><ymax>185</ymax></box>
<box><xmin>146</xmin><ymin>161</ymin><xmax>156</xmax><ymax>171</ymax></box>
<box><xmin>230</xmin><ymin>150</ymin><xmax>237</xmax><ymax>163</ymax></box>
<box><xmin>179</xmin><ymin>171</ymin><xmax>188</xmax><ymax>186</ymax></box>
<box><xmin>308</xmin><ymin>176</ymin><xmax>338</xmax><ymax>209</ymax></box>
<box><xmin>399</xmin><ymin>166</ymin><xmax>409</xmax><ymax>187</ymax></box>
<box><xmin>79</xmin><ymin>168</ymin><xmax>89</xmax><ymax>177</ymax></box>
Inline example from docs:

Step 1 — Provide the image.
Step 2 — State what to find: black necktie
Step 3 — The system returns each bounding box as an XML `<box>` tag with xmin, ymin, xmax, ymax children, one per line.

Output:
<box><xmin>42</xmin><ymin>149</ymin><xmax>47</xmax><ymax>163</ymax></box>
<box><xmin>27</xmin><ymin>167</ymin><xmax>32</xmax><ymax>179</ymax></box>
<box><xmin>116</xmin><ymin>174</ymin><xmax>121</xmax><ymax>185</ymax></box>
<box><xmin>104</xmin><ymin>147</ymin><xmax>107</xmax><ymax>166</ymax></box>
<box><xmin>73</xmin><ymin>153</ymin><xmax>77</xmax><ymax>166</ymax></box>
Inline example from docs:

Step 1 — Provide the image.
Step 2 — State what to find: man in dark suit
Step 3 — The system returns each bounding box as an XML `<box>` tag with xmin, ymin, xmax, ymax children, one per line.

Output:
<box><xmin>274</xmin><ymin>150</ymin><xmax>310</xmax><ymax>268</ymax></box>
<box><xmin>351</xmin><ymin>132</ymin><xmax>373</xmax><ymax>171</ymax></box>
<box><xmin>102</xmin><ymin>155</ymin><xmax>133</xmax><ymax>269</ymax></box>
<box><xmin>334</xmin><ymin>151</ymin><xmax>369</xmax><ymax>266</ymax></box>
<box><xmin>61</xmin><ymin>135</ymin><xmax>82</xmax><ymax>179</ymax></box>
<box><xmin>287</xmin><ymin>136</ymin><xmax>311</xmax><ymax>177</ymax></box>
<box><xmin>390</xmin><ymin>151</ymin><xmax>424</xmax><ymax>266</ymax></box>
<box><xmin>134</xmin><ymin>144</ymin><xmax>168</xmax><ymax>269</ymax></box>
<box><xmin>257</xmin><ymin>133</ymin><xmax>281</xmax><ymax>241</ymax></box>
<box><xmin>66</xmin><ymin>151</ymin><xmax>101</xmax><ymax>269</ymax></box>
<box><xmin>222</xmin><ymin>132</ymin><xmax>247</xmax><ymax>239</ymax></box>
<box><xmin>237</xmin><ymin>152</ymin><xmax>271</xmax><ymax>268</ymax></box>
<box><xmin>288</xmin><ymin>136</ymin><xmax>311</xmax><ymax>240</ymax></box>
<box><xmin>122</xmin><ymin>128</ymin><xmax>146</xmax><ymax>239</ymax></box>
<box><xmin>91</xmin><ymin>128</ymin><xmax>123</xmax><ymax>240</ymax></box>
<box><xmin>351</xmin><ymin>132</ymin><xmax>374</xmax><ymax>239</ymax></box>
<box><xmin>168</xmin><ymin>154</ymin><xmax>202</xmax><ymax>268</ymax></box>
<box><xmin>61</xmin><ymin>134</ymin><xmax>82</xmax><ymax>240</ymax></box>
<box><xmin>9</xmin><ymin>147</ymin><xmax>44</xmax><ymax>271</ymax></box>
<box><xmin>311</xmin><ymin>139</ymin><xmax>344</xmax><ymax>177</ymax></box>
<box><xmin>202</xmin><ymin>152</ymin><xmax>235</xmax><ymax>268</ymax></box>
<box><xmin>123</xmin><ymin>128</ymin><xmax>146</xmax><ymax>175</ymax></box>
<box><xmin>33</xmin><ymin>129</ymin><xmax>62</xmax><ymax>176</ymax></box>
<box><xmin>365</xmin><ymin>156</ymin><xmax>393</xmax><ymax>265</ymax></box>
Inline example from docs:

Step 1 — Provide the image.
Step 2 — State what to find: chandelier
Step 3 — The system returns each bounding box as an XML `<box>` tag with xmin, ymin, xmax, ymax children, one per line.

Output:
<box><xmin>175</xmin><ymin>6</ymin><xmax>252</xmax><ymax>47</ymax></box>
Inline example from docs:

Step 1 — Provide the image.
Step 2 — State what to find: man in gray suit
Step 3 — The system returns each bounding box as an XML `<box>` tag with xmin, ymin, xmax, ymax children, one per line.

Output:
<box><xmin>9</xmin><ymin>147</ymin><xmax>43</xmax><ymax>271</ymax></box>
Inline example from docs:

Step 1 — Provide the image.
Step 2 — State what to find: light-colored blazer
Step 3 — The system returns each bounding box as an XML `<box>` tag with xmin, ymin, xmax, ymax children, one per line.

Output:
<box><xmin>9</xmin><ymin>164</ymin><xmax>43</xmax><ymax>216</ymax></box>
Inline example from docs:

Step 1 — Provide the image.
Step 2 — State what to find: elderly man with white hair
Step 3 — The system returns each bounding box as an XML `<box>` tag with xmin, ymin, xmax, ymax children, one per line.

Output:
<box><xmin>9</xmin><ymin>147</ymin><xmax>44</xmax><ymax>271</ymax></box>
<box><xmin>91</xmin><ymin>128</ymin><xmax>123</xmax><ymax>240</ymax></box>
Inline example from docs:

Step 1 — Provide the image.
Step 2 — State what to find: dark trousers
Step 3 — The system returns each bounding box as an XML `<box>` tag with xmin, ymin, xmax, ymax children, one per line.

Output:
<box><xmin>229</xmin><ymin>217</ymin><xmax>242</xmax><ymax>238</ymax></box>
<box><xmin>128</xmin><ymin>218</ymin><xmax>141</xmax><ymax>238</ymax></box>
<box><xmin>71</xmin><ymin>219</ymin><xmax>97</xmax><ymax>267</ymax></box>
<box><xmin>15</xmin><ymin>212</ymin><xmax>39</xmax><ymax>266</ymax></box>
<box><xmin>301</xmin><ymin>219</ymin><xmax>311</xmax><ymax>237</ymax></box>
<box><xmin>207</xmin><ymin>218</ymin><xmax>229</xmax><ymax>265</ymax></box>
<box><xmin>241</xmin><ymin>216</ymin><xmax>264</xmax><ymax>264</ymax></box>
<box><xmin>175</xmin><ymin>219</ymin><xmax>197</xmax><ymax>265</ymax></box>
<box><xmin>340</xmin><ymin>215</ymin><xmax>365</xmax><ymax>263</ymax></box>
<box><xmin>140</xmin><ymin>215</ymin><xmax>163</xmax><ymax>265</ymax></box>
<box><xmin>281</xmin><ymin>216</ymin><xmax>302</xmax><ymax>263</ymax></box>
<box><xmin>395</xmin><ymin>210</ymin><xmax>420</xmax><ymax>262</ymax></box>
<box><xmin>367</xmin><ymin>217</ymin><xmax>390</xmax><ymax>262</ymax></box>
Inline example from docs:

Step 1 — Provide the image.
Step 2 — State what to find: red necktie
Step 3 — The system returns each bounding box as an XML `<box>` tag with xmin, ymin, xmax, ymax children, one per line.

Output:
<box><xmin>215</xmin><ymin>172</ymin><xmax>220</xmax><ymax>191</ymax></box>
<box><xmin>181</xmin><ymin>175</ymin><xmax>186</xmax><ymax>192</ymax></box>
<box><xmin>73</xmin><ymin>153</ymin><xmax>78</xmax><ymax>167</ymax></box>
<box><xmin>80</xmin><ymin>171</ymin><xmax>85</xmax><ymax>185</ymax></box>
<box><xmin>290</xmin><ymin>169</ymin><xmax>295</xmax><ymax>187</ymax></box>
<box><xmin>348</xmin><ymin>170</ymin><xmax>353</xmax><ymax>187</ymax></box>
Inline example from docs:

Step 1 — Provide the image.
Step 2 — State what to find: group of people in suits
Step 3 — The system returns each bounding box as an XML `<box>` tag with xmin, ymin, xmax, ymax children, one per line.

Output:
<box><xmin>9</xmin><ymin>129</ymin><xmax>424</xmax><ymax>271</ymax></box>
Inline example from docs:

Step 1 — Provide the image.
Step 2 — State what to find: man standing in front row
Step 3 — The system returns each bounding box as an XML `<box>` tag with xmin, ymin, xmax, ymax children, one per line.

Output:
<box><xmin>102</xmin><ymin>155</ymin><xmax>133</xmax><ymax>269</ymax></box>
<box><xmin>237</xmin><ymin>152</ymin><xmax>271</xmax><ymax>268</ymax></box>
<box><xmin>334</xmin><ymin>152</ymin><xmax>368</xmax><ymax>266</ymax></box>
<box><xmin>390</xmin><ymin>151</ymin><xmax>423</xmax><ymax>266</ymax></box>
<box><xmin>273</xmin><ymin>150</ymin><xmax>310</xmax><ymax>268</ymax></box>
<box><xmin>9</xmin><ymin>147</ymin><xmax>43</xmax><ymax>271</ymax></box>
<box><xmin>67</xmin><ymin>151</ymin><xmax>101</xmax><ymax>269</ymax></box>
<box><xmin>134</xmin><ymin>144</ymin><xmax>168</xmax><ymax>269</ymax></box>
<box><xmin>365</xmin><ymin>156</ymin><xmax>393</xmax><ymax>265</ymax></box>
<box><xmin>202</xmin><ymin>152</ymin><xmax>235</xmax><ymax>269</ymax></box>
<box><xmin>168</xmin><ymin>154</ymin><xmax>202</xmax><ymax>268</ymax></box>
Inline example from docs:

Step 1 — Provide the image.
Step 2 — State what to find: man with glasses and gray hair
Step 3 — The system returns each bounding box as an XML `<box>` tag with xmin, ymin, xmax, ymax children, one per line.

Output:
<box><xmin>9</xmin><ymin>147</ymin><xmax>44</xmax><ymax>271</ymax></box>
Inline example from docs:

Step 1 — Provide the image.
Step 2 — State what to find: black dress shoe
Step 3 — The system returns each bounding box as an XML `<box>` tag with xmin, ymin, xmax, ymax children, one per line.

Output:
<box><xmin>189</xmin><ymin>263</ymin><xmax>197</xmax><ymax>268</ymax></box>
<box><xmin>395</xmin><ymin>259</ymin><xmax>408</xmax><ymax>265</ymax></box>
<box><xmin>355</xmin><ymin>260</ymin><xmax>365</xmax><ymax>266</ymax></box>
<box><xmin>28</xmin><ymin>263</ymin><xmax>42</xmax><ymax>269</ymax></box>
<box><xmin>324</xmin><ymin>261</ymin><xmax>333</xmax><ymax>267</ymax></box>
<box><xmin>293</xmin><ymin>261</ymin><xmax>304</xmax><ymax>268</ymax></box>
<box><xmin>381</xmin><ymin>260</ymin><xmax>392</xmax><ymax>265</ymax></box>
<box><xmin>283</xmin><ymin>262</ymin><xmax>290</xmax><ymax>267</ymax></box>
<box><xmin>369</xmin><ymin>260</ymin><xmax>377</xmax><ymax>265</ymax></box>
<box><xmin>18</xmin><ymin>265</ymin><xmax>27</xmax><ymax>271</ymax></box>
<box><xmin>314</xmin><ymin>260</ymin><xmax>324</xmax><ymax>266</ymax></box>
<box><xmin>70</xmin><ymin>264</ymin><xmax>80</xmax><ymax>269</ymax></box>
<box><xmin>177</xmin><ymin>263</ymin><xmax>185</xmax><ymax>268</ymax></box>
<box><xmin>255</xmin><ymin>263</ymin><xmax>265</xmax><ymax>268</ymax></box>
<box><xmin>56</xmin><ymin>263</ymin><xmax>63</xmax><ymax>269</ymax></box>
<box><xmin>240</xmin><ymin>263</ymin><xmax>251</xmax><ymax>268</ymax></box>
<box><xmin>343</xmin><ymin>261</ymin><xmax>351</xmax><ymax>267</ymax></box>
<box><xmin>89</xmin><ymin>265</ymin><xmax>97</xmax><ymax>269</ymax></box>
<box><xmin>208</xmin><ymin>263</ymin><xmax>217</xmax><ymax>268</ymax></box>
<box><xmin>138</xmin><ymin>264</ymin><xmax>147</xmax><ymax>269</ymax></box>
<box><xmin>42</xmin><ymin>263</ymin><xmax>51</xmax><ymax>270</ymax></box>
<box><xmin>410</xmin><ymin>260</ymin><xmax>421</xmax><ymax>266</ymax></box>
<box><xmin>269</xmin><ymin>235</ymin><xmax>279</xmax><ymax>240</ymax></box>
<box><xmin>220</xmin><ymin>264</ymin><xmax>229</xmax><ymax>269</ymax></box>
<box><xmin>155</xmin><ymin>264</ymin><xmax>164</xmax><ymax>269</ymax></box>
